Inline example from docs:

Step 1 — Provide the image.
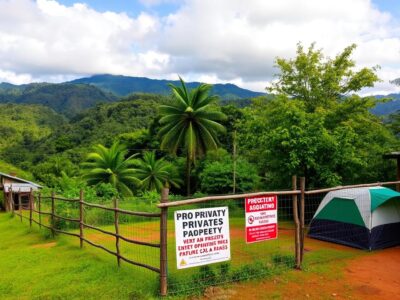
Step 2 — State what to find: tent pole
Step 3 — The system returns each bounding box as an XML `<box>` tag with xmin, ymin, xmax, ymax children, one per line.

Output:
<box><xmin>397</xmin><ymin>158</ymin><xmax>400</xmax><ymax>192</ymax></box>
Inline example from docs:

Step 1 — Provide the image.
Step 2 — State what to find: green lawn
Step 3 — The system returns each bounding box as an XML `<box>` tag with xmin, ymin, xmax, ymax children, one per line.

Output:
<box><xmin>0</xmin><ymin>213</ymin><xmax>159</xmax><ymax>300</ymax></box>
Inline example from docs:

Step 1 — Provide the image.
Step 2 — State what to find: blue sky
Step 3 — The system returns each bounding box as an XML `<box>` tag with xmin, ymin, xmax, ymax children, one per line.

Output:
<box><xmin>57</xmin><ymin>0</ymin><xmax>400</xmax><ymax>18</ymax></box>
<box><xmin>0</xmin><ymin>0</ymin><xmax>399</xmax><ymax>94</ymax></box>
<box><xmin>57</xmin><ymin>0</ymin><xmax>181</xmax><ymax>17</ymax></box>
<box><xmin>373</xmin><ymin>0</ymin><xmax>400</xmax><ymax>17</ymax></box>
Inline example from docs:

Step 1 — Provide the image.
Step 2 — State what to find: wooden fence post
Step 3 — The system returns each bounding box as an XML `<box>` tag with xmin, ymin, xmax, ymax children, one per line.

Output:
<box><xmin>4</xmin><ymin>187</ymin><xmax>9</xmax><ymax>212</ymax></box>
<box><xmin>51</xmin><ymin>191</ymin><xmax>55</xmax><ymax>238</ymax></box>
<box><xmin>79</xmin><ymin>190</ymin><xmax>84</xmax><ymax>249</ymax></box>
<box><xmin>292</xmin><ymin>176</ymin><xmax>301</xmax><ymax>269</ymax></box>
<box><xmin>18</xmin><ymin>189</ymin><xmax>22</xmax><ymax>222</ymax></box>
<box><xmin>114</xmin><ymin>197</ymin><xmax>121</xmax><ymax>267</ymax></box>
<box><xmin>300</xmin><ymin>177</ymin><xmax>305</xmax><ymax>264</ymax></box>
<box><xmin>29</xmin><ymin>188</ymin><xmax>33</xmax><ymax>227</ymax></box>
<box><xmin>160</xmin><ymin>188</ymin><xmax>169</xmax><ymax>297</ymax></box>
<box><xmin>38</xmin><ymin>193</ymin><xmax>42</xmax><ymax>229</ymax></box>
<box><xmin>9</xmin><ymin>187</ymin><xmax>14</xmax><ymax>215</ymax></box>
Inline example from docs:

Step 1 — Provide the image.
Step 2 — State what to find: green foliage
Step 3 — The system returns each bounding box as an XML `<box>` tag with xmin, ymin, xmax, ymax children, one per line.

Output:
<box><xmin>31</xmin><ymin>156</ymin><xmax>79</xmax><ymax>187</ymax></box>
<box><xmin>81</xmin><ymin>142</ymin><xmax>140</xmax><ymax>196</ymax></box>
<box><xmin>0</xmin><ymin>159</ymin><xmax>33</xmax><ymax>180</ymax></box>
<box><xmin>133</xmin><ymin>151</ymin><xmax>182</xmax><ymax>192</ymax></box>
<box><xmin>269</xmin><ymin>43</ymin><xmax>380</xmax><ymax>113</ymax></box>
<box><xmin>2</xmin><ymin>95</ymin><xmax>165</xmax><ymax>173</ymax></box>
<box><xmin>117</xmin><ymin>128</ymin><xmax>159</xmax><ymax>151</ymax></box>
<box><xmin>0</xmin><ymin>83</ymin><xmax>117</xmax><ymax>117</ymax></box>
<box><xmin>239</xmin><ymin>45</ymin><xmax>398</xmax><ymax>188</ymax></box>
<box><xmin>0</xmin><ymin>103</ymin><xmax>63</xmax><ymax>151</ymax></box>
<box><xmin>159</xmin><ymin>77</ymin><xmax>227</xmax><ymax>158</ymax></box>
<box><xmin>387</xmin><ymin>111</ymin><xmax>400</xmax><ymax>137</ymax></box>
<box><xmin>158</xmin><ymin>77</ymin><xmax>227</xmax><ymax>194</ymax></box>
<box><xmin>239</xmin><ymin>95</ymin><xmax>398</xmax><ymax>188</ymax></box>
<box><xmin>198</xmin><ymin>149</ymin><xmax>260</xmax><ymax>194</ymax></box>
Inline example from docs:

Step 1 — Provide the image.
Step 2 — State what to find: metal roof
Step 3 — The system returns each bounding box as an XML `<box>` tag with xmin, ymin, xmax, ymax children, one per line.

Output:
<box><xmin>0</xmin><ymin>172</ymin><xmax>42</xmax><ymax>188</ymax></box>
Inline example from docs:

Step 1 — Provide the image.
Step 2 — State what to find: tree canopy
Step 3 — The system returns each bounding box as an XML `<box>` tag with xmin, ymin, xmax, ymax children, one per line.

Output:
<box><xmin>269</xmin><ymin>43</ymin><xmax>380</xmax><ymax>112</ymax></box>
<box><xmin>158</xmin><ymin>77</ymin><xmax>227</xmax><ymax>194</ymax></box>
<box><xmin>239</xmin><ymin>44</ymin><xmax>398</xmax><ymax>188</ymax></box>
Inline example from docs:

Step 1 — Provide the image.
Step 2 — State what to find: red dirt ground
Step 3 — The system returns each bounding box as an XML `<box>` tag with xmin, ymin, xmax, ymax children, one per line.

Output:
<box><xmin>200</xmin><ymin>246</ymin><xmax>400</xmax><ymax>300</ymax></box>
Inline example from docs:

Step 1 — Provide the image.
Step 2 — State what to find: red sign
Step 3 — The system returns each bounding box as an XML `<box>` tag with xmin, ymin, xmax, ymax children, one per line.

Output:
<box><xmin>245</xmin><ymin>195</ymin><xmax>278</xmax><ymax>243</ymax></box>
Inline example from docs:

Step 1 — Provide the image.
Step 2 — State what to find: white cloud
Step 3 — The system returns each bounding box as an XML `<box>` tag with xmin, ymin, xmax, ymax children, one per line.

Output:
<box><xmin>160</xmin><ymin>0</ymin><xmax>400</xmax><ymax>93</ymax></box>
<box><xmin>0</xmin><ymin>0</ymin><xmax>168</xmax><ymax>82</ymax></box>
<box><xmin>0</xmin><ymin>0</ymin><xmax>399</xmax><ymax>94</ymax></box>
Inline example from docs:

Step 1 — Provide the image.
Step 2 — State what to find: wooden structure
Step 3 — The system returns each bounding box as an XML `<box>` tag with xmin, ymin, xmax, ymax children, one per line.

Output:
<box><xmin>0</xmin><ymin>172</ymin><xmax>41</xmax><ymax>211</ymax></box>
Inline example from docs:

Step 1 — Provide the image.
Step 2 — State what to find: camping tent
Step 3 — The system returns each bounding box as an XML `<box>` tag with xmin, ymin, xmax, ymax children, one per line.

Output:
<box><xmin>308</xmin><ymin>186</ymin><xmax>400</xmax><ymax>250</ymax></box>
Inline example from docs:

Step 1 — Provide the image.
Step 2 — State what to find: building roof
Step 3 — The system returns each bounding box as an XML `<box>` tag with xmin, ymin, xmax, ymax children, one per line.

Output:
<box><xmin>0</xmin><ymin>172</ymin><xmax>42</xmax><ymax>188</ymax></box>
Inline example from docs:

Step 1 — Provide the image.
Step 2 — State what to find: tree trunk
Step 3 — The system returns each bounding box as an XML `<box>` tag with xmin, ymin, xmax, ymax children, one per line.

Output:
<box><xmin>186</xmin><ymin>154</ymin><xmax>191</xmax><ymax>196</ymax></box>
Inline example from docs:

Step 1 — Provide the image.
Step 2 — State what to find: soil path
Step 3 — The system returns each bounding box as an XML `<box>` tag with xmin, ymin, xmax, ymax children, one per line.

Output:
<box><xmin>201</xmin><ymin>246</ymin><xmax>400</xmax><ymax>299</ymax></box>
<box><xmin>344</xmin><ymin>247</ymin><xmax>400</xmax><ymax>300</ymax></box>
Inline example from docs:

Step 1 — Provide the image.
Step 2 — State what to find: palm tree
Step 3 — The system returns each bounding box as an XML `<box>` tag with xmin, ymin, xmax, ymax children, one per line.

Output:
<box><xmin>81</xmin><ymin>142</ymin><xmax>140</xmax><ymax>196</ymax></box>
<box><xmin>134</xmin><ymin>151</ymin><xmax>182</xmax><ymax>192</ymax></box>
<box><xmin>158</xmin><ymin>77</ymin><xmax>226</xmax><ymax>195</ymax></box>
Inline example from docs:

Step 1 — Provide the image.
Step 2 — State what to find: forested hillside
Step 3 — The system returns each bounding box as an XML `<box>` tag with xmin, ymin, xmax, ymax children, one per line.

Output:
<box><xmin>371</xmin><ymin>94</ymin><xmax>400</xmax><ymax>115</ymax></box>
<box><xmin>0</xmin><ymin>83</ymin><xmax>116</xmax><ymax>117</ymax></box>
<box><xmin>0</xmin><ymin>94</ymin><xmax>168</xmax><ymax>186</ymax></box>
<box><xmin>0</xmin><ymin>103</ymin><xmax>63</xmax><ymax>150</ymax></box>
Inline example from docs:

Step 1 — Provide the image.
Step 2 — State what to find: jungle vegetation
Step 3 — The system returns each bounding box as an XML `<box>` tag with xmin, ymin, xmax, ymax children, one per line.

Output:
<box><xmin>1</xmin><ymin>44</ymin><xmax>399</xmax><ymax>201</ymax></box>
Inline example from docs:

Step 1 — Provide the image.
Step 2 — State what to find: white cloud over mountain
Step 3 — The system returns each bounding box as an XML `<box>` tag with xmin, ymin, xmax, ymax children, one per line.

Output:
<box><xmin>0</xmin><ymin>0</ymin><xmax>399</xmax><ymax>94</ymax></box>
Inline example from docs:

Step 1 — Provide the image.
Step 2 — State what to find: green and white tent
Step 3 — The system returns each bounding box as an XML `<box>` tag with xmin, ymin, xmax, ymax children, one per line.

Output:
<box><xmin>308</xmin><ymin>186</ymin><xmax>400</xmax><ymax>250</ymax></box>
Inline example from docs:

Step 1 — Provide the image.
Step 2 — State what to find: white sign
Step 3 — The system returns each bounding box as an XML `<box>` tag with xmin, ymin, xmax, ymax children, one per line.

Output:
<box><xmin>174</xmin><ymin>207</ymin><xmax>230</xmax><ymax>269</ymax></box>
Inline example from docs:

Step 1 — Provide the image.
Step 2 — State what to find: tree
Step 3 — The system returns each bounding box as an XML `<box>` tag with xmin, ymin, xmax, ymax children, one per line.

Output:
<box><xmin>269</xmin><ymin>43</ymin><xmax>379</xmax><ymax>112</ymax></box>
<box><xmin>134</xmin><ymin>151</ymin><xmax>182</xmax><ymax>192</ymax></box>
<box><xmin>81</xmin><ymin>142</ymin><xmax>140</xmax><ymax>196</ymax></box>
<box><xmin>238</xmin><ymin>44</ymin><xmax>398</xmax><ymax>189</ymax></box>
<box><xmin>158</xmin><ymin>77</ymin><xmax>226</xmax><ymax>195</ymax></box>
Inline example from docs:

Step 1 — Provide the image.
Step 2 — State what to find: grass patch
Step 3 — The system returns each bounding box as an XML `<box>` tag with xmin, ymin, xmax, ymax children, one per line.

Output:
<box><xmin>0</xmin><ymin>213</ymin><xmax>158</xmax><ymax>300</ymax></box>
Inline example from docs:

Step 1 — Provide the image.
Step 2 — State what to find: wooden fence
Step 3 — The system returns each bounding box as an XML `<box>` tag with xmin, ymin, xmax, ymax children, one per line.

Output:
<box><xmin>7</xmin><ymin>178</ymin><xmax>400</xmax><ymax>296</ymax></box>
<box><xmin>9</xmin><ymin>189</ymin><xmax>161</xmax><ymax>274</ymax></box>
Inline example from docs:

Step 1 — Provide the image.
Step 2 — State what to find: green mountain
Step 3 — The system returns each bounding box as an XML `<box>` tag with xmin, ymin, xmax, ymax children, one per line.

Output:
<box><xmin>0</xmin><ymin>103</ymin><xmax>63</xmax><ymax>150</ymax></box>
<box><xmin>2</xmin><ymin>74</ymin><xmax>399</xmax><ymax>117</ymax></box>
<box><xmin>68</xmin><ymin>74</ymin><xmax>265</xmax><ymax>99</ymax></box>
<box><xmin>0</xmin><ymin>83</ymin><xmax>117</xmax><ymax>117</ymax></box>
<box><xmin>370</xmin><ymin>94</ymin><xmax>400</xmax><ymax>115</ymax></box>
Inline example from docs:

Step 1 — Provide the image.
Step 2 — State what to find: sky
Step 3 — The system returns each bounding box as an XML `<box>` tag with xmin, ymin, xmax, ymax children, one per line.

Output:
<box><xmin>0</xmin><ymin>0</ymin><xmax>399</xmax><ymax>95</ymax></box>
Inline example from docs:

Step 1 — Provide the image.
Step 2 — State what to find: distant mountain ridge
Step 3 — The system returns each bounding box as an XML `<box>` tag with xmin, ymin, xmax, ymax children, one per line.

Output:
<box><xmin>68</xmin><ymin>74</ymin><xmax>265</xmax><ymax>99</ymax></box>
<box><xmin>1</xmin><ymin>74</ymin><xmax>400</xmax><ymax>117</ymax></box>
<box><xmin>0</xmin><ymin>82</ymin><xmax>116</xmax><ymax>117</ymax></box>
<box><xmin>370</xmin><ymin>93</ymin><xmax>400</xmax><ymax>115</ymax></box>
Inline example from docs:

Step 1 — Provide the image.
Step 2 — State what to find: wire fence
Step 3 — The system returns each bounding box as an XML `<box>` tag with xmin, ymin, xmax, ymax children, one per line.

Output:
<box><xmin>5</xmin><ymin>178</ymin><xmax>400</xmax><ymax>297</ymax></box>
<box><xmin>163</xmin><ymin>193</ymin><xmax>297</xmax><ymax>296</ymax></box>
<box><xmin>9</xmin><ymin>190</ymin><xmax>161</xmax><ymax>274</ymax></box>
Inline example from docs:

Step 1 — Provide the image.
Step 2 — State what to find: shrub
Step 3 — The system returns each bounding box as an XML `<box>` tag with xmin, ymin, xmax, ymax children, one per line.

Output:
<box><xmin>199</xmin><ymin>150</ymin><xmax>260</xmax><ymax>194</ymax></box>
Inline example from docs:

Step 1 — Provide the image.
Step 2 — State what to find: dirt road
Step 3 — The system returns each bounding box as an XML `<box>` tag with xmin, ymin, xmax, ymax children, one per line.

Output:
<box><xmin>200</xmin><ymin>246</ymin><xmax>400</xmax><ymax>299</ymax></box>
